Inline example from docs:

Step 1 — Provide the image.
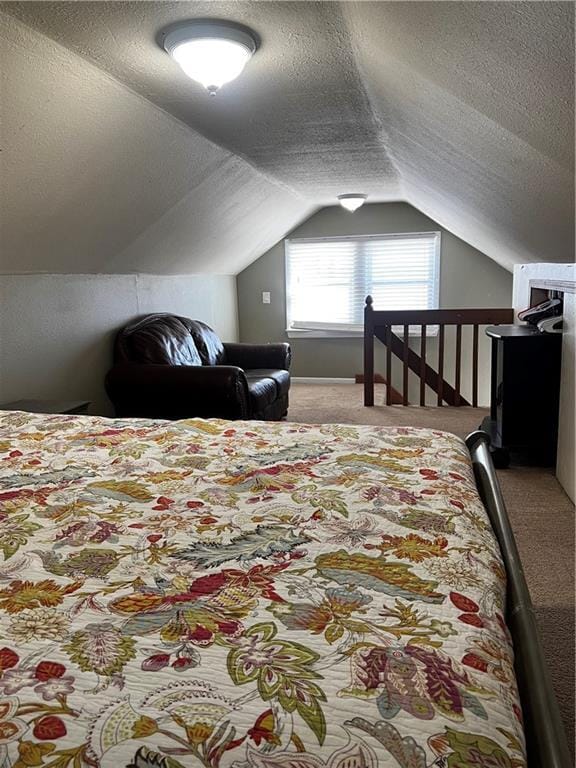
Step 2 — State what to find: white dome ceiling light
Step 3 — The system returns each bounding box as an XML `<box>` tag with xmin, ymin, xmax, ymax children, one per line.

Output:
<box><xmin>338</xmin><ymin>193</ymin><xmax>368</xmax><ymax>212</ymax></box>
<box><xmin>162</xmin><ymin>21</ymin><xmax>258</xmax><ymax>95</ymax></box>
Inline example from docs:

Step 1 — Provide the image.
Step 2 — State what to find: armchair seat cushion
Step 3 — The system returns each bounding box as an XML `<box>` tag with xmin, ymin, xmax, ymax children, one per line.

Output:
<box><xmin>245</xmin><ymin>375</ymin><xmax>278</xmax><ymax>411</ymax></box>
<box><xmin>245</xmin><ymin>369</ymin><xmax>290</xmax><ymax>398</ymax></box>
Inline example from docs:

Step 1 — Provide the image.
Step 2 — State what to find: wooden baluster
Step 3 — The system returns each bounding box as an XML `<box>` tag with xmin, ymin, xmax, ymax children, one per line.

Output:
<box><xmin>403</xmin><ymin>325</ymin><xmax>409</xmax><ymax>405</ymax></box>
<box><xmin>386</xmin><ymin>325</ymin><xmax>392</xmax><ymax>406</ymax></box>
<box><xmin>437</xmin><ymin>324</ymin><xmax>445</xmax><ymax>406</ymax></box>
<box><xmin>364</xmin><ymin>296</ymin><xmax>374</xmax><ymax>406</ymax></box>
<box><xmin>420</xmin><ymin>325</ymin><xmax>427</xmax><ymax>406</ymax></box>
<box><xmin>472</xmin><ymin>324</ymin><xmax>479</xmax><ymax>408</ymax></box>
<box><xmin>454</xmin><ymin>325</ymin><xmax>462</xmax><ymax>406</ymax></box>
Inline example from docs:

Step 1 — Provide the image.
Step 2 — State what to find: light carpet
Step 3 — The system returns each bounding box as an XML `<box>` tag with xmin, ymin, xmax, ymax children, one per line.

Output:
<box><xmin>286</xmin><ymin>383</ymin><xmax>575</xmax><ymax>753</ymax></box>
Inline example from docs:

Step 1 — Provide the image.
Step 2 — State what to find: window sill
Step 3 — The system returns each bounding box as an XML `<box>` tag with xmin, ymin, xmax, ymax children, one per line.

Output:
<box><xmin>286</xmin><ymin>329</ymin><xmax>362</xmax><ymax>339</ymax></box>
<box><xmin>286</xmin><ymin>326</ymin><xmax>439</xmax><ymax>339</ymax></box>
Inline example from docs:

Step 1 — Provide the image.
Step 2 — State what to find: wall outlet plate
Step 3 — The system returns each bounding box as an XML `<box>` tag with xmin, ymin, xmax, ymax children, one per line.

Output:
<box><xmin>262</xmin><ymin>291</ymin><xmax>271</xmax><ymax>304</ymax></box>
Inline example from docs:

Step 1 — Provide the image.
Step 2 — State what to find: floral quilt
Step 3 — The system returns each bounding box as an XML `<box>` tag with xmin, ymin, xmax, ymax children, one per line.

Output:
<box><xmin>0</xmin><ymin>411</ymin><xmax>525</xmax><ymax>768</ymax></box>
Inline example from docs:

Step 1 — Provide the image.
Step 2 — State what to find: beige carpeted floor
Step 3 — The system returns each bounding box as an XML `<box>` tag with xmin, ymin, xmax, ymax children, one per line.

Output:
<box><xmin>287</xmin><ymin>383</ymin><xmax>575</xmax><ymax>752</ymax></box>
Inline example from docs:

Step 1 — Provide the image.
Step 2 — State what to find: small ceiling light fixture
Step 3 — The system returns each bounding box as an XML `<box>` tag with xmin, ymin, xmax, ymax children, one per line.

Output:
<box><xmin>162</xmin><ymin>20</ymin><xmax>258</xmax><ymax>95</ymax></box>
<box><xmin>338</xmin><ymin>193</ymin><xmax>368</xmax><ymax>212</ymax></box>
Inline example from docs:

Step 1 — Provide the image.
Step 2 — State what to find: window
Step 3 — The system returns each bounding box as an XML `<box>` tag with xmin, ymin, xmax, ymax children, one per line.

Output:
<box><xmin>285</xmin><ymin>232</ymin><xmax>440</xmax><ymax>337</ymax></box>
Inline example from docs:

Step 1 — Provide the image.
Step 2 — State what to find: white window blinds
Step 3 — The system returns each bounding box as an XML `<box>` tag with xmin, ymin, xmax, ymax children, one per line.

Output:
<box><xmin>285</xmin><ymin>232</ymin><xmax>440</xmax><ymax>334</ymax></box>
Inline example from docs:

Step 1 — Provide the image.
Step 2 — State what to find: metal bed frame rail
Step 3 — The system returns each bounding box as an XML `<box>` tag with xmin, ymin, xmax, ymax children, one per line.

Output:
<box><xmin>466</xmin><ymin>431</ymin><xmax>571</xmax><ymax>767</ymax></box>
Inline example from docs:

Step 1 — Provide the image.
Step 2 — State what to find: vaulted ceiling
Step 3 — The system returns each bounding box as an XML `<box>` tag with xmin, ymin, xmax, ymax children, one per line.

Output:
<box><xmin>1</xmin><ymin>1</ymin><xmax>573</xmax><ymax>274</ymax></box>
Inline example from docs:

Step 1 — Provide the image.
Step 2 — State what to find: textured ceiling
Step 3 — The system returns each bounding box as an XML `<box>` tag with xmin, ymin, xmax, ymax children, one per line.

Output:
<box><xmin>1</xmin><ymin>1</ymin><xmax>573</xmax><ymax>275</ymax></box>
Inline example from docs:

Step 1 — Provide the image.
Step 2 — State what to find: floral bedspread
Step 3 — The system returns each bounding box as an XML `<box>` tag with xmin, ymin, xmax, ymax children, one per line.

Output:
<box><xmin>0</xmin><ymin>411</ymin><xmax>525</xmax><ymax>768</ymax></box>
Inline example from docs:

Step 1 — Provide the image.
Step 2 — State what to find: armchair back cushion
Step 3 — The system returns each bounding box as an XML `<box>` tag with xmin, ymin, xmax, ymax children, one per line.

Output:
<box><xmin>188</xmin><ymin>320</ymin><xmax>225</xmax><ymax>366</ymax></box>
<box><xmin>115</xmin><ymin>315</ymin><xmax>200</xmax><ymax>366</ymax></box>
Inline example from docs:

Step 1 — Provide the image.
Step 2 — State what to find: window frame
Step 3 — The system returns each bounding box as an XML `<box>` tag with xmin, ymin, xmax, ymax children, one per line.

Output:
<box><xmin>284</xmin><ymin>231</ymin><xmax>441</xmax><ymax>338</ymax></box>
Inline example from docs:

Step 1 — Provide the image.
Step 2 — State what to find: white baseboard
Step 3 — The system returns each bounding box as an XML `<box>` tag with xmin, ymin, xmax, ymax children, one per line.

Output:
<box><xmin>291</xmin><ymin>377</ymin><xmax>356</xmax><ymax>385</ymax></box>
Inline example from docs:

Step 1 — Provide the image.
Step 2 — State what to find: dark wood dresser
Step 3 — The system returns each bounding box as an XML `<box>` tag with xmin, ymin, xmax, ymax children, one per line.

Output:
<box><xmin>482</xmin><ymin>324</ymin><xmax>562</xmax><ymax>467</ymax></box>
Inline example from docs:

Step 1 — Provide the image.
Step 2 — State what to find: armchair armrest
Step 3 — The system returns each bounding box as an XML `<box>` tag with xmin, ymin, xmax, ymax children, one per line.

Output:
<box><xmin>223</xmin><ymin>342</ymin><xmax>291</xmax><ymax>371</ymax></box>
<box><xmin>105</xmin><ymin>364</ymin><xmax>250</xmax><ymax>420</ymax></box>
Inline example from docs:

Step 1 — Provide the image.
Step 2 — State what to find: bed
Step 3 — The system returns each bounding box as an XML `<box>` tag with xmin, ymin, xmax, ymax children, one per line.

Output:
<box><xmin>0</xmin><ymin>410</ymin><xmax>568</xmax><ymax>768</ymax></box>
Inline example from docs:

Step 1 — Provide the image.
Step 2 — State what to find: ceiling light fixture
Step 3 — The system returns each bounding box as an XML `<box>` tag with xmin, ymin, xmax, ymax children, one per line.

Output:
<box><xmin>338</xmin><ymin>193</ymin><xmax>368</xmax><ymax>212</ymax></box>
<box><xmin>162</xmin><ymin>21</ymin><xmax>258</xmax><ymax>95</ymax></box>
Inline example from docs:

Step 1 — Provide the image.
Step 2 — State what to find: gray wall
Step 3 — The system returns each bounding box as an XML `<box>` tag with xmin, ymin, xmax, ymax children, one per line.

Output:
<box><xmin>557</xmin><ymin>292</ymin><xmax>575</xmax><ymax>502</ymax></box>
<box><xmin>512</xmin><ymin>263</ymin><xmax>575</xmax><ymax>502</ymax></box>
<box><xmin>237</xmin><ymin>203</ymin><xmax>513</xmax><ymax>405</ymax></box>
<box><xmin>0</xmin><ymin>274</ymin><xmax>238</xmax><ymax>415</ymax></box>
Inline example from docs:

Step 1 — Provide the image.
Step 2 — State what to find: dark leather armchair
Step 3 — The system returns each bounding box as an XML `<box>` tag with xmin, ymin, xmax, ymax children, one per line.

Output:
<box><xmin>105</xmin><ymin>314</ymin><xmax>291</xmax><ymax>421</ymax></box>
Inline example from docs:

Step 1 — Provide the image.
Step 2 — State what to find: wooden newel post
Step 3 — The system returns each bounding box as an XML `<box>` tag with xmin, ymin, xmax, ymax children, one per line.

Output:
<box><xmin>364</xmin><ymin>295</ymin><xmax>374</xmax><ymax>406</ymax></box>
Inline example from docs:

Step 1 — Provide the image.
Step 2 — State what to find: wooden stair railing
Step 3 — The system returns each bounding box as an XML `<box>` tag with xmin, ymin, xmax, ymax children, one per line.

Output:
<box><xmin>364</xmin><ymin>296</ymin><xmax>514</xmax><ymax>407</ymax></box>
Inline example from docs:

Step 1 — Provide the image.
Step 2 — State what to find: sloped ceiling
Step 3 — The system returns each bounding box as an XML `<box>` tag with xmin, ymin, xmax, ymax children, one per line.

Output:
<box><xmin>1</xmin><ymin>1</ymin><xmax>573</xmax><ymax>275</ymax></box>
